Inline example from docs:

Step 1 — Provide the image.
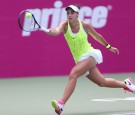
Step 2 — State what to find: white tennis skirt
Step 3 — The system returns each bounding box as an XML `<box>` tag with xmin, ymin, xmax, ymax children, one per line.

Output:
<box><xmin>78</xmin><ymin>49</ymin><xmax>103</xmax><ymax>64</ymax></box>
<box><xmin>77</xmin><ymin>49</ymin><xmax>103</xmax><ymax>77</ymax></box>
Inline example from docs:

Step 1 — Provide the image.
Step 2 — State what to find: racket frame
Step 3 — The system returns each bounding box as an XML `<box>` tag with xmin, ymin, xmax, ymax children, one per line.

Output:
<box><xmin>18</xmin><ymin>10</ymin><xmax>41</xmax><ymax>32</ymax></box>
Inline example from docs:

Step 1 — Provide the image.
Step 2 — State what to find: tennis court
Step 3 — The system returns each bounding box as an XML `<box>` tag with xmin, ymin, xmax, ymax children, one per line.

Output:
<box><xmin>0</xmin><ymin>73</ymin><xmax>135</xmax><ymax>115</ymax></box>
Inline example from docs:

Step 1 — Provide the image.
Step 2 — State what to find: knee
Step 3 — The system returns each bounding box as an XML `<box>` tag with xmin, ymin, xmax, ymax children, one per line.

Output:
<box><xmin>97</xmin><ymin>81</ymin><xmax>107</xmax><ymax>87</ymax></box>
<box><xmin>98</xmin><ymin>83</ymin><xmax>106</xmax><ymax>87</ymax></box>
<box><xmin>69</xmin><ymin>73</ymin><xmax>78</xmax><ymax>81</ymax></box>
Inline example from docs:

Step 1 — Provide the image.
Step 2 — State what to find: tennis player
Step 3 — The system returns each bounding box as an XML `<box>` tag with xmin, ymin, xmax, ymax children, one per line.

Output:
<box><xmin>41</xmin><ymin>4</ymin><xmax>135</xmax><ymax>115</ymax></box>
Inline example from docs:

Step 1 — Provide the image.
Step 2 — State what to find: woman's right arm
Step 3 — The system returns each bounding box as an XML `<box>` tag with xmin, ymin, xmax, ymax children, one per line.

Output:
<box><xmin>44</xmin><ymin>21</ymin><xmax>67</xmax><ymax>36</ymax></box>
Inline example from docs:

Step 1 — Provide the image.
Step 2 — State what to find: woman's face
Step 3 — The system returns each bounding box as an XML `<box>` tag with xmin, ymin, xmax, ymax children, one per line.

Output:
<box><xmin>66</xmin><ymin>9</ymin><xmax>79</xmax><ymax>22</ymax></box>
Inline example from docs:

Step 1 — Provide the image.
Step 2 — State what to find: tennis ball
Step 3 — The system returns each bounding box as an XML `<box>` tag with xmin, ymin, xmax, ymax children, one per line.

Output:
<box><xmin>26</xmin><ymin>12</ymin><xmax>32</xmax><ymax>18</ymax></box>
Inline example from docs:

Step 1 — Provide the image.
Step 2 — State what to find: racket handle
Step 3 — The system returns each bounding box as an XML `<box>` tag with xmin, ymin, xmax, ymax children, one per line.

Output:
<box><xmin>40</xmin><ymin>27</ymin><xmax>50</xmax><ymax>33</ymax></box>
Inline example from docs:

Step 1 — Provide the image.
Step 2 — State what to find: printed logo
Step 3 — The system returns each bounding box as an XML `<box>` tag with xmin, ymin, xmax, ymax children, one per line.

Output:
<box><xmin>22</xmin><ymin>0</ymin><xmax>112</xmax><ymax>36</ymax></box>
<box><xmin>127</xmin><ymin>81</ymin><xmax>131</xmax><ymax>85</ymax></box>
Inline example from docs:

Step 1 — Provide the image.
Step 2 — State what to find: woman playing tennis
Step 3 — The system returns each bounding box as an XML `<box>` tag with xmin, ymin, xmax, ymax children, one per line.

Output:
<box><xmin>41</xmin><ymin>4</ymin><xmax>135</xmax><ymax>115</ymax></box>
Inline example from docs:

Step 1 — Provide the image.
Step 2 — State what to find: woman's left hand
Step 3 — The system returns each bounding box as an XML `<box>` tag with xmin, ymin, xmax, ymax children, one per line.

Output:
<box><xmin>109</xmin><ymin>47</ymin><xmax>119</xmax><ymax>55</ymax></box>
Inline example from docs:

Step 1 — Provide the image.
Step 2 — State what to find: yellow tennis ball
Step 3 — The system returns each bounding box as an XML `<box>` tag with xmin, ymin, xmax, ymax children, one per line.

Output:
<box><xmin>26</xmin><ymin>12</ymin><xmax>32</xmax><ymax>18</ymax></box>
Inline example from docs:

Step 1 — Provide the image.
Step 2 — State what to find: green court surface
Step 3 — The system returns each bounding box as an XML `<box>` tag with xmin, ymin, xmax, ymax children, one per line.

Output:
<box><xmin>0</xmin><ymin>73</ymin><xmax>135</xmax><ymax>115</ymax></box>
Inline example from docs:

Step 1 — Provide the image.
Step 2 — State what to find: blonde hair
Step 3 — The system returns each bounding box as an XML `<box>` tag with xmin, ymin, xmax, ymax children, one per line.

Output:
<box><xmin>73</xmin><ymin>4</ymin><xmax>80</xmax><ymax>10</ymax></box>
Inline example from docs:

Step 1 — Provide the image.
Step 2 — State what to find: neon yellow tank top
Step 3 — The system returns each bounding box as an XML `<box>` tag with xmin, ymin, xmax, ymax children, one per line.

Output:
<box><xmin>64</xmin><ymin>20</ymin><xmax>93</xmax><ymax>62</ymax></box>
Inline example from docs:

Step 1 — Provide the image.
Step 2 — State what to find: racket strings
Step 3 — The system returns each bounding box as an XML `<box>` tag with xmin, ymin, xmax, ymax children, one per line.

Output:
<box><xmin>24</xmin><ymin>17</ymin><xmax>35</xmax><ymax>31</ymax></box>
<box><xmin>18</xmin><ymin>11</ymin><xmax>39</xmax><ymax>32</ymax></box>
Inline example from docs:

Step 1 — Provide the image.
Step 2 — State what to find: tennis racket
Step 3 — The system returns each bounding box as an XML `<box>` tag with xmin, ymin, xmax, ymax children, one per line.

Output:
<box><xmin>18</xmin><ymin>10</ymin><xmax>48</xmax><ymax>32</ymax></box>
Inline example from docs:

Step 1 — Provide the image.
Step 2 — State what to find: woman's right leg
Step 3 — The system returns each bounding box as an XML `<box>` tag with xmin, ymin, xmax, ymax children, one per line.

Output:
<box><xmin>61</xmin><ymin>57</ymin><xmax>97</xmax><ymax>104</ymax></box>
<box><xmin>52</xmin><ymin>56</ymin><xmax>97</xmax><ymax>114</ymax></box>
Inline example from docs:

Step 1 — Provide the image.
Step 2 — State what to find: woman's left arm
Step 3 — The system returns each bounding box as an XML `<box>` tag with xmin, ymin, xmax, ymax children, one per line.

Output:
<box><xmin>83</xmin><ymin>22</ymin><xmax>119</xmax><ymax>54</ymax></box>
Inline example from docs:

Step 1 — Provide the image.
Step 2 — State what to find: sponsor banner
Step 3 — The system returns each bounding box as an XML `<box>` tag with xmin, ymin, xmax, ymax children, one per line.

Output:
<box><xmin>0</xmin><ymin>0</ymin><xmax>135</xmax><ymax>78</ymax></box>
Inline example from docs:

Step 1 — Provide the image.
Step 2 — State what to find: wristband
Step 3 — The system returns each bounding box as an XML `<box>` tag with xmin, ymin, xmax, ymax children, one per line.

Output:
<box><xmin>40</xmin><ymin>27</ymin><xmax>50</xmax><ymax>32</ymax></box>
<box><xmin>105</xmin><ymin>44</ymin><xmax>111</xmax><ymax>49</ymax></box>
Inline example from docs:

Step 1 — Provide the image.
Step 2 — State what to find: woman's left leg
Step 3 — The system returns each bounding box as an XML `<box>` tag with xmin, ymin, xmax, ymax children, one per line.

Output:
<box><xmin>87</xmin><ymin>66</ymin><xmax>126</xmax><ymax>88</ymax></box>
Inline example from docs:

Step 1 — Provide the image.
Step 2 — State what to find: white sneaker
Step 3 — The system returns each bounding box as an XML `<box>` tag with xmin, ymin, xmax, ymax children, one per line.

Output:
<box><xmin>124</xmin><ymin>77</ymin><xmax>135</xmax><ymax>94</ymax></box>
<box><xmin>52</xmin><ymin>100</ymin><xmax>64</xmax><ymax>115</ymax></box>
